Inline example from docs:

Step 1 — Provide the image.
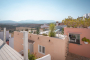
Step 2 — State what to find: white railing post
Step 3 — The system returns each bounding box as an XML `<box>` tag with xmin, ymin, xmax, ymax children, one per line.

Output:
<box><xmin>3</xmin><ymin>28</ymin><xmax>6</xmax><ymax>43</ymax></box>
<box><xmin>23</xmin><ymin>31</ymin><xmax>28</xmax><ymax>60</ymax></box>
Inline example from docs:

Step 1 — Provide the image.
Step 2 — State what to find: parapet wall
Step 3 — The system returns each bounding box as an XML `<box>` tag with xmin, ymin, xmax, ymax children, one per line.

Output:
<box><xmin>14</xmin><ymin>31</ymin><xmax>68</xmax><ymax>60</ymax></box>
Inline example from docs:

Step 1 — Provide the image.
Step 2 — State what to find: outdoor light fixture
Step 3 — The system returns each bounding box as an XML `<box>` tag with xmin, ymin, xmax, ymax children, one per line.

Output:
<box><xmin>49</xmin><ymin>40</ymin><xmax>50</xmax><ymax>42</ymax></box>
<box><xmin>30</xmin><ymin>36</ymin><xmax>31</xmax><ymax>37</ymax></box>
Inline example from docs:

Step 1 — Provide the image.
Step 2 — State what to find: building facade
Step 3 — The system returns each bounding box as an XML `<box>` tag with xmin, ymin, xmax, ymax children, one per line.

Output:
<box><xmin>14</xmin><ymin>31</ymin><xmax>68</xmax><ymax>60</ymax></box>
<box><xmin>64</xmin><ymin>27</ymin><xmax>90</xmax><ymax>58</ymax></box>
<box><xmin>83</xmin><ymin>13</ymin><xmax>90</xmax><ymax>18</ymax></box>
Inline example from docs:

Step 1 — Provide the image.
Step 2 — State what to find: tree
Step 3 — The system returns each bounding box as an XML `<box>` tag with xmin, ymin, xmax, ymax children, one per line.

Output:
<box><xmin>36</xmin><ymin>28</ymin><xmax>40</xmax><ymax>35</ymax></box>
<box><xmin>49</xmin><ymin>23</ymin><xmax>56</xmax><ymax>37</ymax></box>
<box><xmin>62</xmin><ymin>16</ymin><xmax>90</xmax><ymax>28</ymax></box>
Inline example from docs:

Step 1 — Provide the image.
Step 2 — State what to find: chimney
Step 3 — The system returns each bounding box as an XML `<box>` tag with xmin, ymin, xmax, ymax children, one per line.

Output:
<box><xmin>3</xmin><ymin>28</ymin><xmax>6</xmax><ymax>43</ymax></box>
<box><xmin>23</xmin><ymin>31</ymin><xmax>28</xmax><ymax>60</ymax></box>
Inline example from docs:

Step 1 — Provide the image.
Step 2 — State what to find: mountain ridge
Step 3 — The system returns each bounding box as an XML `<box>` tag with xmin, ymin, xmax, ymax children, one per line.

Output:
<box><xmin>0</xmin><ymin>20</ymin><xmax>57</xmax><ymax>24</ymax></box>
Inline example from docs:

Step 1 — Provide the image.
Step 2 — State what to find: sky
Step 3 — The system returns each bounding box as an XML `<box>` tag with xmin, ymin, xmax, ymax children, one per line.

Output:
<box><xmin>0</xmin><ymin>0</ymin><xmax>90</xmax><ymax>21</ymax></box>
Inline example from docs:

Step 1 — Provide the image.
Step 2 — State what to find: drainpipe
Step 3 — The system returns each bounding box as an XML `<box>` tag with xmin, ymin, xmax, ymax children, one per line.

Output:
<box><xmin>23</xmin><ymin>31</ymin><xmax>28</xmax><ymax>60</ymax></box>
<box><xmin>3</xmin><ymin>28</ymin><xmax>6</xmax><ymax>43</ymax></box>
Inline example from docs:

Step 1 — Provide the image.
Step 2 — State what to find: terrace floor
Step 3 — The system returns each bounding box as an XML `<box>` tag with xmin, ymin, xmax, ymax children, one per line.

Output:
<box><xmin>66</xmin><ymin>52</ymin><xmax>90</xmax><ymax>60</ymax></box>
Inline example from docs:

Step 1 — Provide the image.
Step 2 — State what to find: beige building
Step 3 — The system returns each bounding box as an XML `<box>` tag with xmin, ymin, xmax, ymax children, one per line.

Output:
<box><xmin>16</xmin><ymin>27</ymin><xmax>35</xmax><ymax>31</ymax></box>
<box><xmin>14</xmin><ymin>31</ymin><xmax>69</xmax><ymax>60</ymax></box>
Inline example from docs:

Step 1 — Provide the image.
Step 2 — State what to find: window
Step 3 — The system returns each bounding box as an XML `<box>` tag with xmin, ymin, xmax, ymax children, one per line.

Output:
<box><xmin>42</xmin><ymin>46</ymin><xmax>45</xmax><ymax>53</ymax></box>
<box><xmin>38</xmin><ymin>45</ymin><xmax>45</xmax><ymax>54</ymax></box>
<box><xmin>69</xmin><ymin>33</ymin><xmax>80</xmax><ymax>44</ymax></box>
<box><xmin>39</xmin><ymin>45</ymin><xmax>41</xmax><ymax>52</ymax></box>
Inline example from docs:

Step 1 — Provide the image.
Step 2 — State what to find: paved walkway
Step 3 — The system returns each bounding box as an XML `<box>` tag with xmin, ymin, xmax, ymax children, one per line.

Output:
<box><xmin>66</xmin><ymin>52</ymin><xmax>90</xmax><ymax>60</ymax></box>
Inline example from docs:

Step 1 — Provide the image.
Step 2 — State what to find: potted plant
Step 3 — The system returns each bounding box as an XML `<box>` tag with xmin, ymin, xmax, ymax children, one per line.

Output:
<box><xmin>82</xmin><ymin>37</ymin><xmax>90</xmax><ymax>44</ymax></box>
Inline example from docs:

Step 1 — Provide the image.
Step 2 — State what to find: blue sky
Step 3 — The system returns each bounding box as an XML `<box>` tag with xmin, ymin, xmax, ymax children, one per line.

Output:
<box><xmin>0</xmin><ymin>0</ymin><xmax>90</xmax><ymax>21</ymax></box>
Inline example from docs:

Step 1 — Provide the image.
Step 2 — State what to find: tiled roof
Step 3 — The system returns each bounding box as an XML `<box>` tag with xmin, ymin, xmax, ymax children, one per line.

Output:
<box><xmin>0</xmin><ymin>39</ymin><xmax>24</xmax><ymax>60</ymax></box>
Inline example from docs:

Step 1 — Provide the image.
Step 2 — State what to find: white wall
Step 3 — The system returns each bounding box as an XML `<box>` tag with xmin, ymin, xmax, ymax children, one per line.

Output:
<box><xmin>41</xmin><ymin>24</ymin><xmax>49</xmax><ymax>28</ymax></box>
<box><xmin>88</xmin><ymin>13</ymin><xmax>90</xmax><ymax>17</ymax></box>
<box><xmin>9</xmin><ymin>34</ymin><xmax>11</xmax><ymax>38</ymax></box>
<box><xmin>0</xmin><ymin>31</ymin><xmax>9</xmax><ymax>40</ymax></box>
<box><xmin>36</xmin><ymin>54</ymin><xmax>51</xmax><ymax>60</ymax></box>
<box><xmin>9</xmin><ymin>37</ymin><xmax>14</xmax><ymax>48</ymax></box>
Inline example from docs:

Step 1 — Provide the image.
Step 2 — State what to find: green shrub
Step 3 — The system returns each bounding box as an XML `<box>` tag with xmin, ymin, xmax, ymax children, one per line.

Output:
<box><xmin>49</xmin><ymin>31</ymin><xmax>56</xmax><ymax>37</ymax></box>
<box><xmin>28</xmin><ymin>51</ymin><xmax>36</xmax><ymax>60</ymax></box>
<box><xmin>43</xmin><ymin>33</ymin><xmax>48</xmax><ymax>36</ymax></box>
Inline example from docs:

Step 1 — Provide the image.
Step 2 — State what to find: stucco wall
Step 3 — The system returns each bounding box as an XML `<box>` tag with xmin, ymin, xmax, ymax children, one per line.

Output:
<box><xmin>14</xmin><ymin>31</ymin><xmax>24</xmax><ymax>52</ymax></box>
<box><xmin>64</xmin><ymin>27</ymin><xmax>90</xmax><ymax>58</ymax></box>
<box><xmin>14</xmin><ymin>31</ymin><xmax>68</xmax><ymax>60</ymax></box>
<box><xmin>28</xmin><ymin>34</ymin><xmax>68</xmax><ymax>60</ymax></box>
